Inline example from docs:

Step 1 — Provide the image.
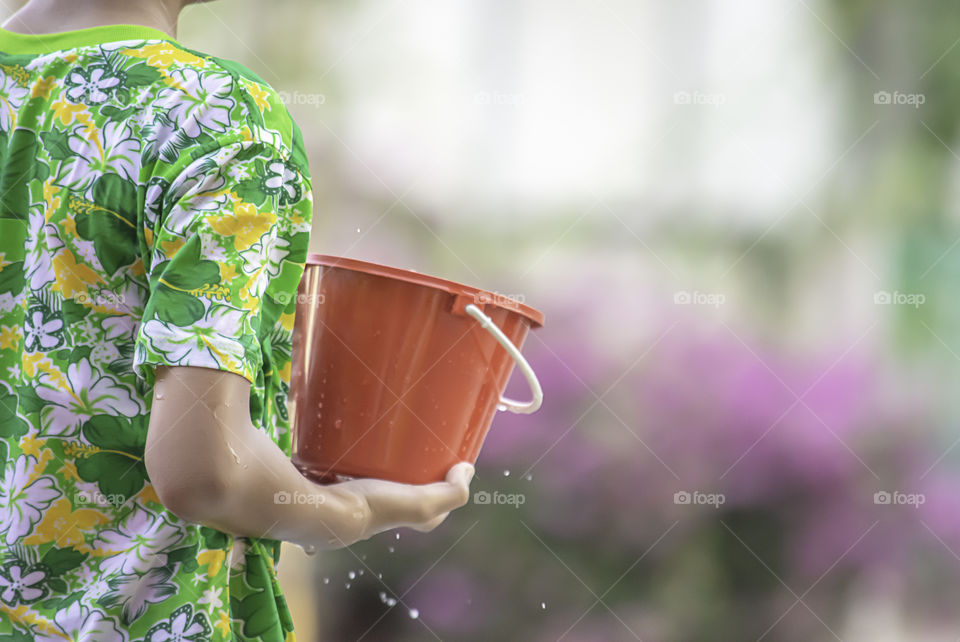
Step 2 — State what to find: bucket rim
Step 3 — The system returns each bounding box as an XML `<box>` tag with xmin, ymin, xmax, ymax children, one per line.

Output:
<box><xmin>304</xmin><ymin>253</ymin><xmax>545</xmax><ymax>327</ymax></box>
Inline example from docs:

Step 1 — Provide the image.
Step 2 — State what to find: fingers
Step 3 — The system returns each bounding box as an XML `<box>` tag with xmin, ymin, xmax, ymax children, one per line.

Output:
<box><xmin>407</xmin><ymin>463</ymin><xmax>473</xmax><ymax>526</ymax></box>
<box><xmin>354</xmin><ymin>462</ymin><xmax>475</xmax><ymax>536</ymax></box>
<box><xmin>393</xmin><ymin>462</ymin><xmax>473</xmax><ymax>522</ymax></box>
<box><xmin>446</xmin><ymin>462</ymin><xmax>475</xmax><ymax>485</ymax></box>
<box><xmin>427</xmin><ymin>462</ymin><xmax>474</xmax><ymax>515</ymax></box>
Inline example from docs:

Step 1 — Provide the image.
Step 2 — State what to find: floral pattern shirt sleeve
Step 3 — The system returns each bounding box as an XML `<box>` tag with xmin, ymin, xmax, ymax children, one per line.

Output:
<box><xmin>0</xmin><ymin>24</ymin><xmax>311</xmax><ymax>642</ymax></box>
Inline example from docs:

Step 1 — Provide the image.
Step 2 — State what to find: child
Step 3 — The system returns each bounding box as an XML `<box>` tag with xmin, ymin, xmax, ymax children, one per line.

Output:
<box><xmin>0</xmin><ymin>1</ymin><xmax>474</xmax><ymax>640</ymax></box>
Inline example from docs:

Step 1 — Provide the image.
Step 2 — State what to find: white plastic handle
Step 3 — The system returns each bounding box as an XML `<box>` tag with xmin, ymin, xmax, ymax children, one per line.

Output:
<box><xmin>464</xmin><ymin>303</ymin><xmax>543</xmax><ymax>414</ymax></box>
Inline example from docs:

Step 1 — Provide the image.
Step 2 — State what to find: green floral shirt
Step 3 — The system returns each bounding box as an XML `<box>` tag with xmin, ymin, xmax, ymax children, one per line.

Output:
<box><xmin>0</xmin><ymin>24</ymin><xmax>312</xmax><ymax>642</ymax></box>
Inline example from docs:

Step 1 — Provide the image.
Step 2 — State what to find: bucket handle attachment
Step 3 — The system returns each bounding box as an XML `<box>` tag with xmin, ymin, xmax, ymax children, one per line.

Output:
<box><xmin>463</xmin><ymin>303</ymin><xmax>543</xmax><ymax>414</ymax></box>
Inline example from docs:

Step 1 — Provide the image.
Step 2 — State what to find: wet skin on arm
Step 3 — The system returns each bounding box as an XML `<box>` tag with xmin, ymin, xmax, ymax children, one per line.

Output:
<box><xmin>146</xmin><ymin>364</ymin><xmax>475</xmax><ymax>551</ymax></box>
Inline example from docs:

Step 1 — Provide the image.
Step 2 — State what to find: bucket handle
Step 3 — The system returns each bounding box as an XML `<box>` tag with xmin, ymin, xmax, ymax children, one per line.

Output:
<box><xmin>464</xmin><ymin>303</ymin><xmax>543</xmax><ymax>414</ymax></box>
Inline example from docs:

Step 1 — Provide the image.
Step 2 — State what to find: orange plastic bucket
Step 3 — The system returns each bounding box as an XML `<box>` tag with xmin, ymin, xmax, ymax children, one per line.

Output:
<box><xmin>288</xmin><ymin>254</ymin><xmax>544</xmax><ymax>485</ymax></box>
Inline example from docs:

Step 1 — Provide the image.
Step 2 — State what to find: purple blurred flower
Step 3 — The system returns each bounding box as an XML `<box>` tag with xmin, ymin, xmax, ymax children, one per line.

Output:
<box><xmin>633</xmin><ymin>327</ymin><xmax>876</xmax><ymax>504</ymax></box>
<box><xmin>404</xmin><ymin>568</ymin><xmax>487</xmax><ymax>634</ymax></box>
<box><xmin>917</xmin><ymin>472</ymin><xmax>960</xmax><ymax>550</ymax></box>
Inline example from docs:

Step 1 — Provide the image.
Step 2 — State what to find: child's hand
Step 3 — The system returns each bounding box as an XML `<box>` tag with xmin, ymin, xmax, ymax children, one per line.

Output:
<box><xmin>320</xmin><ymin>462</ymin><xmax>475</xmax><ymax>547</ymax></box>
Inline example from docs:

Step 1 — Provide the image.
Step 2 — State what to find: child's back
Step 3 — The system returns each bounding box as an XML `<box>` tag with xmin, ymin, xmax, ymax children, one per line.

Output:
<box><xmin>0</xmin><ymin>22</ymin><xmax>312</xmax><ymax>641</ymax></box>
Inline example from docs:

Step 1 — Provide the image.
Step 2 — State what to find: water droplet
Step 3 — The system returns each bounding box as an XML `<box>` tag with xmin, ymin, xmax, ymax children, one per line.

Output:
<box><xmin>503</xmin><ymin>470</ymin><xmax>510</xmax><ymax>477</ymax></box>
<box><xmin>334</xmin><ymin>419</ymin><xmax>343</xmax><ymax>429</ymax></box>
<box><xmin>387</xmin><ymin>546</ymin><xmax>395</xmax><ymax>553</ymax></box>
<box><xmin>526</xmin><ymin>474</ymin><xmax>532</xmax><ymax>481</ymax></box>
<box><xmin>540</xmin><ymin>602</ymin><xmax>546</xmax><ymax>610</ymax></box>
<box><xmin>408</xmin><ymin>608</ymin><xmax>419</xmax><ymax>619</ymax></box>
<box><xmin>356</xmin><ymin>227</ymin><xmax>361</xmax><ymax>233</ymax></box>
<box><xmin>358</xmin><ymin>569</ymin><xmax>364</xmax><ymax>575</ymax></box>
<box><xmin>348</xmin><ymin>571</ymin><xmax>356</xmax><ymax>580</ymax></box>
<box><xmin>345</xmin><ymin>582</ymin><xmax>351</xmax><ymax>589</ymax></box>
<box><xmin>323</xmin><ymin>577</ymin><xmax>329</xmax><ymax>584</ymax></box>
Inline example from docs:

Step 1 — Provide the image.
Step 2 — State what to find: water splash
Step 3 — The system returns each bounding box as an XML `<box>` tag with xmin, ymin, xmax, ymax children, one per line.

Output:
<box><xmin>213</xmin><ymin>407</ymin><xmax>244</xmax><ymax>466</ymax></box>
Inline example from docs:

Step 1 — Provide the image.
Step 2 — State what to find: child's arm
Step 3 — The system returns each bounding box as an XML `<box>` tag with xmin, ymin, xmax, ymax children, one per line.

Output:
<box><xmin>144</xmin><ymin>364</ymin><xmax>474</xmax><ymax>550</ymax></box>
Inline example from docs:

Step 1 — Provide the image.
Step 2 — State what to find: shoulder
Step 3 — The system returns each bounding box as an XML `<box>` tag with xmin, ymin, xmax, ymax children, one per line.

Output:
<box><xmin>115</xmin><ymin>40</ymin><xmax>310</xmax><ymax>177</ymax></box>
